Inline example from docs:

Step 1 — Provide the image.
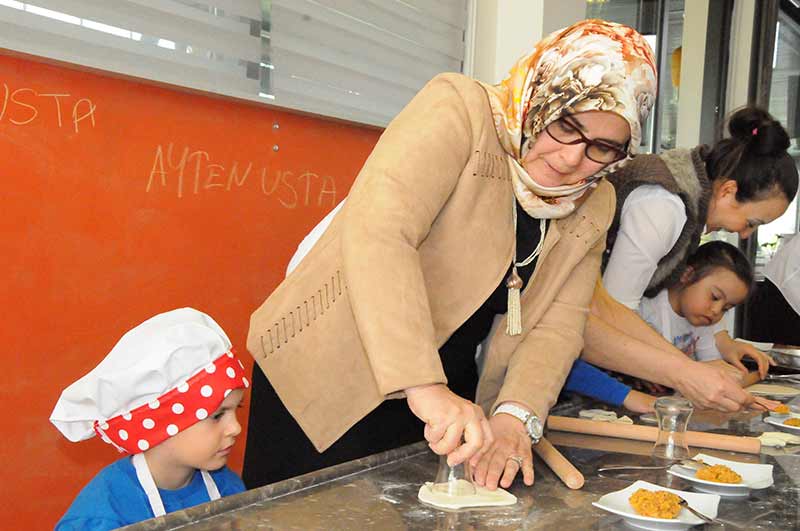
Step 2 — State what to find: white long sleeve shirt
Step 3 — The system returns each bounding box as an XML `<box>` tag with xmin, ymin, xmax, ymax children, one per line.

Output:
<box><xmin>602</xmin><ymin>185</ymin><xmax>687</xmax><ymax>309</ymax></box>
<box><xmin>286</xmin><ymin>201</ymin><xmax>344</xmax><ymax>274</ymax></box>
<box><xmin>764</xmin><ymin>232</ymin><xmax>800</xmax><ymax>316</ymax></box>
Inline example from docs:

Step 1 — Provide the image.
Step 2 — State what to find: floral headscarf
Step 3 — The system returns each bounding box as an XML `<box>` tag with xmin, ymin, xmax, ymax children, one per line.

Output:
<box><xmin>481</xmin><ymin>19</ymin><xmax>657</xmax><ymax>218</ymax></box>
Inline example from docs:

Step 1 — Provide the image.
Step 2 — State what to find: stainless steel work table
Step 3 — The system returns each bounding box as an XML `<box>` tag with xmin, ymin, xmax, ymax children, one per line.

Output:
<box><xmin>122</xmin><ymin>403</ymin><xmax>800</xmax><ymax>530</ymax></box>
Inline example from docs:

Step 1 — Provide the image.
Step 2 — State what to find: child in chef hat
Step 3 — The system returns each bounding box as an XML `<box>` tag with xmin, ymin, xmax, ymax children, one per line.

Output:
<box><xmin>51</xmin><ymin>308</ymin><xmax>250</xmax><ymax>531</ymax></box>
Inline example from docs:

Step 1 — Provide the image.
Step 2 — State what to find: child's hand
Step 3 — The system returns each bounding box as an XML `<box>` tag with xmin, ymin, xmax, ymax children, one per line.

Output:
<box><xmin>622</xmin><ymin>390</ymin><xmax>657</xmax><ymax>413</ymax></box>
<box><xmin>719</xmin><ymin>340</ymin><xmax>774</xmax><ymax>379</ymax></box>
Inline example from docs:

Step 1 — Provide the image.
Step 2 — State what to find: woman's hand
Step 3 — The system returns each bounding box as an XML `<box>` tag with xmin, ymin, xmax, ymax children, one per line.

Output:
<box><xmin>702</xmin><ymin>359</ymin><xmax>746</xmax><ymax>383</ymax></box>
<box><xmin>752</xmin><ymin>395</ymin><xmax>781</xmax><ymax>411</ymax></box>
<box><xmin>469</xmin><ymin>412</ymin><xmax>534</xmax><ymax>491</ymax></box>
<box><xmin>404</xmin><ymin>383</ymin><xmax>493</xmax><ymax>466</ymax></box>
<box><xmin>673</xmin><ymin>360</ymin><xmax>755</xmax><ymax>411</ymax></box>
<box><xmin>716</xmin><ymin>337</ymin><xmax>774</xmax><ymax>379</ymax></box>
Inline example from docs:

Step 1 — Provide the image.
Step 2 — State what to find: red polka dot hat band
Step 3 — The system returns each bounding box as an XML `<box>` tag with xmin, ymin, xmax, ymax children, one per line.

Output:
<box><xmin>94</xmin><ymin>350</ymin><xmax>249</xmax><ymax>454</ymax></box>
<box><xmin>51</xmin><ymin>308</ymin><xmax>247</xmax><ymax>450</ymax></box>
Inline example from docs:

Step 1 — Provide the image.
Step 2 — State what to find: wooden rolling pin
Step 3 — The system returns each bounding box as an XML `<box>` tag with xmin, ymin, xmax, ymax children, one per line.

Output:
<box><xmin>547</xmin><ymin>416</ymin><xmax>761</xmax><ymax>454</ymax></box>
<box><xmin>533</xmin><ymin>436</ymin><xmax>584</xmax><ymax>489</ymax></box>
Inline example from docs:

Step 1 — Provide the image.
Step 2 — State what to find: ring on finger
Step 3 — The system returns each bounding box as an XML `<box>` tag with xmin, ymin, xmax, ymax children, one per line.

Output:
<box><xmin>507</xmin><ymin>455</ymin><xmax>524</xmax><ymax>468</ymax></box>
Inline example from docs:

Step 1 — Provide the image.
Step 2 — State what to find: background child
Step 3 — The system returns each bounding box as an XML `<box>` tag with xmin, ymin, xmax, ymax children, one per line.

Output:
<box><xmin>51</xmin><ymin>308</ymin><xmax>250</xmax><ymax>531</ymax></box>
<box><xmin>639</xmin><ymin>240</ymin><xmax>770</xmax><ymax>374</ymax></box>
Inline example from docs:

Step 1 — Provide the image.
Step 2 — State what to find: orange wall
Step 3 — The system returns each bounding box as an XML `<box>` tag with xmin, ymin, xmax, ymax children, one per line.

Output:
<box><xmin>0</xmin><ymin>53</ymin><xmax>381</xmax><ymax>527</ymax></box>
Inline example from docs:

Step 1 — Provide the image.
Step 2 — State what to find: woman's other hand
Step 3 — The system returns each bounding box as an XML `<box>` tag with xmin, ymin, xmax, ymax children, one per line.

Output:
<box><xmin>404</xmin><ymin>383</ymin><xmax>493</xmax><ymax>466</ymax></box>
<box><xmin>470</xmin><ymin>413</ymin><xmax>534</xmax><ymax>491</ymax></box>
<box><xmin>673</xmin><ymin>360</ymin><xmax>755</xmax><ymax>411</ymax></box>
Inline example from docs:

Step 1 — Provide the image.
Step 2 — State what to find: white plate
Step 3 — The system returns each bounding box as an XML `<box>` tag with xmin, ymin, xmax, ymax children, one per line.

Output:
<box><xmin>764</xmin><ymin>406</ymin><xmax>800</xmax><ymax>420</ymax></box>
<box><xmin>738</xmin><ymin>339</ymin><xmax>774</xmax><ymax>351</ymax></box>
<box><xmin>764</xmin><ymin>415</ymin><xmax>800</xmax><ymax>434</ymax></box>
<box><xmin>770</xmin><ymin>347</ymin><xmax>800</xmax><ymax>356</ymax></box>
<box><xmin>667</xmin><ymin>453</ymin><xmax>773</xmax><ymax>497</ymax></box>
<box><xmin>592</xmin><ymin>479</ymin><xmax>719</xmax><ymax>531</ymax></box>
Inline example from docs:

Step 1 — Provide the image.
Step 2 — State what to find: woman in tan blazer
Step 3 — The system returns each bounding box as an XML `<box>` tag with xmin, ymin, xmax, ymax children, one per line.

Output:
<box><xmin>243</xmin><ymin>20</ymin><xmax>657</xmax><ymax>490</ymax></box>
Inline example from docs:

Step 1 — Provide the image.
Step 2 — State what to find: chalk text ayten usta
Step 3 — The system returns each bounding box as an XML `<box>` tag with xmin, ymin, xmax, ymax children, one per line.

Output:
<box><xmin>146</xmin><ymin>143</ymin><xmax>339</xmax><ymax>209</ymax></box>
<box><xmin>0</xmin><ymin>83</ymin><xmax>96</xmax><ymax>132</ymax></box>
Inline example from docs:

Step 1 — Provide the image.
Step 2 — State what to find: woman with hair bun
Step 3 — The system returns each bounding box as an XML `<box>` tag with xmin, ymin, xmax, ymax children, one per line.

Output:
<box><xmin>580</xmin><ymin>106</ymin><xmax>798</xmax><ymax>412</ymax></box>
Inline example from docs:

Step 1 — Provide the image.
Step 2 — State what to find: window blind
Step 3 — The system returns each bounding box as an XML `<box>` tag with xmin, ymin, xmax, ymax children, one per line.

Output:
<box><xmin>0</xmin><ymin>0</ymin><xmax>470</xmax><ymax>126</ymax></box>
<box><xmin>267</xmin><ymin>0</ymin><xmax>469</xmax><ymax>125</ymax></box>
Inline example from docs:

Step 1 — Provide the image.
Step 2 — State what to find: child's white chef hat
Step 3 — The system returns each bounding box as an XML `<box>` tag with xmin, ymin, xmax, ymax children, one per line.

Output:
<box><xmin>50</xmin><ymin>308</ymin><xmax>249</xmax><ymax>454</ymax></box>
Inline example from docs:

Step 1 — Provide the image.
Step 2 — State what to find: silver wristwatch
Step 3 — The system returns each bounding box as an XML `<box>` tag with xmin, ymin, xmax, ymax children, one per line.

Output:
<box><xmin>493</xmin><ymin>403</ymin><xmax>543</xmax><ymax>444</ymax></box>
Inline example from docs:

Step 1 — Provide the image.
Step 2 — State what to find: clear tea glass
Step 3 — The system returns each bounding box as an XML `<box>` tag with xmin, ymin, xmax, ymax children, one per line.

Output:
<box><xmin>652</xmin><ymin>396</ymin><xmax>694</xmax><ymax>461</ymax></box>
<box><xmin>431</xmin><ymin>455</ymin><xmax>476</xmax><ymax>496</ymax></box>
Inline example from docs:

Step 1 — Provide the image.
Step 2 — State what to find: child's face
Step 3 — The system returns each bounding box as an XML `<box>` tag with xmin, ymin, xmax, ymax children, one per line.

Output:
<box><xmin>158</xmin><ymin>388</ymin><xmax>244</xmax><ymax>472</ymax></box>
<box><xmin>675</xmin><ymin>268</ymin><xmax>749</xmax><ymax>326</ymax></box>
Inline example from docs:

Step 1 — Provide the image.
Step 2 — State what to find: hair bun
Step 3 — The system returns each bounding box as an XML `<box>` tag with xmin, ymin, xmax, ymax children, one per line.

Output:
<box><xmin>728</xmin><ymin>106</ymin><xmax>790</xmax><ymax>156</ymax></box>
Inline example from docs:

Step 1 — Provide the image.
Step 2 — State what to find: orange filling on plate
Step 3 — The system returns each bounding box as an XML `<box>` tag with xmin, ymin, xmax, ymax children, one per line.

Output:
<box><xmin>784</xmin><ymin>418</ymin><xmax>800</xmax><ymax>427</ymax></box>
<box><xmin>628</xmin><ymin>489</ymin><xmax>682</xmax><ymax>519</ymax></box>
<box><xmin>774</xmin><ymin>404</ymin><xmax>790</xmax><ymax>414</ymax></box>
<box><xmin>695</xmin><ymin>464</ymin><xmax>742</xmax><ymax>484</ymax></box>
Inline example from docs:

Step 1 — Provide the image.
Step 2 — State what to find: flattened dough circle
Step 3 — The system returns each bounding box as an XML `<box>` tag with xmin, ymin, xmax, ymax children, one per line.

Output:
<box><xmin>746</xmin><ymin>383</ymin><xmax>800</xmax><ymax>397</ymax></box>
<box><xmin>417</xmin><ymin>481</ymin><xmax>516</xmax><ymax>509</ymax></box>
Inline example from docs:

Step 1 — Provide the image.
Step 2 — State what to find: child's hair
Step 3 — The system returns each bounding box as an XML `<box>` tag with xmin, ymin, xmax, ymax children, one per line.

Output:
<box><xmin>683</xmin><ymin>241</ymin><xmax>754</xmax><ymax>296</ymax></box>
<box><xmin>705</xmin><ymin>106</ymin><xmax>798</xmax><ymax>203</ymax></box>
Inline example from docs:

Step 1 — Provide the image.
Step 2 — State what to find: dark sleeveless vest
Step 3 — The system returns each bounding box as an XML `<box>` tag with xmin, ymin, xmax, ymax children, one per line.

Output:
<box><xmin>602</xmin><ymin>146</ymin><xmax>712</xmax><ymax>297</ymax></box>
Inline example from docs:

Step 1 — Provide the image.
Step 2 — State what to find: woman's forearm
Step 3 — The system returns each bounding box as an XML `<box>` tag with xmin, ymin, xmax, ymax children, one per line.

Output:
<box><xmin>583</xmin><ymin>281</ymin><xmax>691</xmax><ymax>385</ymax></box>
<box><xmin>583</xmin><ymin>283</ymin><xmax>754</xmax><ymax>412</ymax></box>
<box><xmin>582</xmin><ymin>312</ymin><xmax>688</xmax><ymax>388</ymax></box>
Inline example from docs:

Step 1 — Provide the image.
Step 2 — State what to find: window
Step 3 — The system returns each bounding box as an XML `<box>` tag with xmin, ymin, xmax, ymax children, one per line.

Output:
<box><xmin>758</xmin><ymin>5</ymin><xmax>800</xmax><ymax>275</ymax></box>
<box><xmin>0</xmin><ymin>0</ymin><xmax>470</xmax><ymax>126</ymax></box>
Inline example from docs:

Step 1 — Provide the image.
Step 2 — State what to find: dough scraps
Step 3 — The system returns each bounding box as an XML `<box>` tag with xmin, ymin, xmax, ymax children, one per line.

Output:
<box><xmin>746</xmin><ymin>383</ymin><xmax>800</xmax><ymax>397</ymax></box>
<box><xmin>579</xmin><ymin>409</ymin><xmax>633</xmax><ymax>424</ymax></box>
<box><xmin>759</xmin><ymin>431</ymin><xmax>800</xmax><ymax>447</ymax></box>
<box><xmin>417</xmin><ymin>481</ymin><xmax>516</xmax><ymax>509</ymax></box>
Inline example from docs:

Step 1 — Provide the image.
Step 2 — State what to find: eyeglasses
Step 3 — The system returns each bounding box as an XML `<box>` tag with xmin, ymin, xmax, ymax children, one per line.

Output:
<box><xmin>545</xmin><ymin>118</ymin><xmax>629</xmax><ymax>164</ymax></box>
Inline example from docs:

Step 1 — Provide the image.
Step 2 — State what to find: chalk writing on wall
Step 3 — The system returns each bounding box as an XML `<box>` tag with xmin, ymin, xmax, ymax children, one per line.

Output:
<box><xmin>146</xmin><ymin>143</ymin><xmax>339</xmax><ymax>208</ymax></box>
<box><xmin>0</xmin><ymin>83</ymin><xmax>96</xmax><ymax>131</ymax></box>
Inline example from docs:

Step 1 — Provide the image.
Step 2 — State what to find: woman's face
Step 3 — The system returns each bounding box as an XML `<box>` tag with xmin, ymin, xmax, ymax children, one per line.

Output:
<box><xmin>521</xmin><ymin>110</ymin><xmax>630</xmax><ymax>188</ymax></box>
<box><xmin>706</xmin><ymin>179</ymin><xmax>790</xmax><ymax>239</ymax></box>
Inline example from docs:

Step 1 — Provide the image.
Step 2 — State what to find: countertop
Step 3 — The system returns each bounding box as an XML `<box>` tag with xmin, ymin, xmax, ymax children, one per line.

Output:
<box><xmin>121</xmin><ymin>398</ymin><xmax>800</xmax><ymax>530</ymax></box>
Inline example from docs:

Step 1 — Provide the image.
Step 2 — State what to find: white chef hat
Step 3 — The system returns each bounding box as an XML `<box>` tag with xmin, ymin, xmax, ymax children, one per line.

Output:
<box><xmin>50</xmin><ymin>307</ymin><xmax>249</xmax><ymax>453</ymax></box>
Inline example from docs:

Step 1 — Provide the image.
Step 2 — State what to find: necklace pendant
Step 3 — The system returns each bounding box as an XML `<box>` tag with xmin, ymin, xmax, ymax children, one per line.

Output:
<box><xmin>505</xmin><ymin>267</ymin><xmax>523</xmax><ymax>336</ymax></box>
